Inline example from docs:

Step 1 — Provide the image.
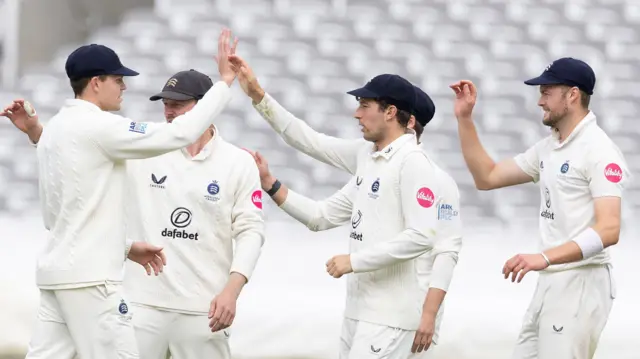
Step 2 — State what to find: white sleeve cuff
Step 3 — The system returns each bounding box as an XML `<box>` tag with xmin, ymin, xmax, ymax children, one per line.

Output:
<box><xmin>125</xmin><ymin>238</ymin><xmax>134</xmax><ymax>258</ymax></box>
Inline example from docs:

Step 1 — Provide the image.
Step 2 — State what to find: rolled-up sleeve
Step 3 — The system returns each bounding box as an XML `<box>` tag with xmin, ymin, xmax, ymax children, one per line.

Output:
<box><xmin>513</xmin><ymin>139</ymin><xmax>544</xmax><ymax>183</ymax></box>
<box><xmin>587</xmin><ymin>146</ymin><xmax>630</xmax><ymax>198</ymax></box>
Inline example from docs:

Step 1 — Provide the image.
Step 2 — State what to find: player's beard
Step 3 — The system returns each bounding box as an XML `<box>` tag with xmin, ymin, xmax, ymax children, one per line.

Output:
<box><xmin>362</xmin><ymin>128</ymin><xmax>382</xmax><ymax>143</ymax></box>
<box><xmin>542</xmin><ymin>102</ymin><xmax>569</xmax><ymax>128</ymax></box>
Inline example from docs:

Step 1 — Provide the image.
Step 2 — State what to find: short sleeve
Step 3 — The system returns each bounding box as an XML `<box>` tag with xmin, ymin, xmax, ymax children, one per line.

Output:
<box><xmin>513</xmin><ymin>141</ymin><xmax>543</xmax><ymax>183</ymax></box>
<box><xmin>588</xmin><ymin>146</ymin><xmax>630</xmax><ymax>198</ymax></box>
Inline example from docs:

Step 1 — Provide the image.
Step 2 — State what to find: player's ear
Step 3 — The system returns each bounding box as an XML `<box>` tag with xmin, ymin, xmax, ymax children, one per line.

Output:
<box><xmin>408</xmin><ymin>115</ymin><xmax>416</xmax><ymax>130</ymax></box>
<box><xmin>386</xmin><ymin>105</ymin><xmax>397</xmax><ymax>120</ymax></box>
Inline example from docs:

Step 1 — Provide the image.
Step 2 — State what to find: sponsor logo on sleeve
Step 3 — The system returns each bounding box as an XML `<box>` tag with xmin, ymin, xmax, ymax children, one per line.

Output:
<box><xmin>251</xmin><ymin>190</ymin><xmax>263</xmax><ymax>209</ymax></box>
<box><xmin>437</xmin><ymin>203</ymin><xmax>459</xmax><ymax>220</ymax></box>
<box><xmin>604</xmin><ymin>163</ymin><xmax>623</xmax><ymax>183</ymax></box>
<box><xmin>129</xmin><ymin>121</ymin><xmax>147</xmax><ymax>134</ymax></box>
<box><xmin>416</xmin><ymin>187</ymin><xmax>435</xmax><ymax>208</ymax></box>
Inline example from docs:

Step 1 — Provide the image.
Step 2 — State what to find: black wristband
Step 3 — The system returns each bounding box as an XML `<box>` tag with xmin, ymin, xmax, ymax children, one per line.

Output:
<box><xmin>266</xmin><ymin>179</ymin><xmax>281</xmax><ymax>197</ymax></box>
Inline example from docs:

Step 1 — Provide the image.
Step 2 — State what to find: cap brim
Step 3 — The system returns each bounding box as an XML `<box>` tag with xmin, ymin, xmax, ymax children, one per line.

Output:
<box><xmin>346</xmin><ymin>87</ymin><xmax>380</xmax><ymax>99</ymax></box>
<box><xmin>110</xmin><ymin>66</ymin><xmax>139</xmax><ymax>77</ymax></box>
<box><xmin>149</xmin><ymin>91</ymin><xmax>195</xmax><ymax>101</ymax></box>
<box><xmin>524</xmin><ymin>73</ymin><xmax>564</xmax><ymax>86</ymax></box>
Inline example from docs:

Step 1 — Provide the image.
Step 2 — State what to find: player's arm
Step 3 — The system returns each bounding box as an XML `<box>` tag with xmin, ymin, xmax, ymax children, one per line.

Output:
<box><xmin>230</xmin><ymin>55</ymin><xmax>363</xmax><ymax>174</ymax></box>
<box><xmin>424</xmin><ymin>190</ymin><xmax>463</xmax><ymax>308</ymax></box>
<box><xmin>227</xmin><ymin>152</ymin><xmax>266</xmax><ymax>290</ymax></box>
<box><xmin>93</xmin><ymin>81</ymin><xmax>232</xmax><ymax>160</ymax></box>
<box><xmin>267</xmin><ymin>176</ymin><xmax>355</xmax><ymax>232</ymax></box>
<box><xmin>451</xmin><ymin>80</ymin><xmax>535</xmax><ymax>190</ymax></box>
<box><xmin>543</xmin><ymin>150</ymin><xmax>627</xmax><ymax>265</ymax></box>
<box><xmin>251</xmin><ymin>149</ymin><xmax>353</xmax><ymax>231</ymax></box>
<box><xmin>349</xmin><ymin>152</ymin><xmax>440</xmax><ymax>273</ymax></box>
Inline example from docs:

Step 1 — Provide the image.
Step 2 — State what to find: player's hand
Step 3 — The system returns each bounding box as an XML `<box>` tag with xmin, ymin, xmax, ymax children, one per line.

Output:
<box><xmin>127</xmin><ymin>242</ymin><xmax>167</xmax><ymax>276</ymax></box>
<box><xmin>1</xmin><ymin>99</ymin><xmax>42</xmax><ymax>134</ymax></box>
<box><xmin>208</xmin><ymin>289</ymin><xmax>237</xmax><ymax>332</ymax></box>
<box><xmin>215</xmin><ymin>28</ymin><xmax>239</xmax><ymax>87</ymax></box>
<box><xmin>244</xmin><ymin>149</ymin><xmax>275</xmax><ymax>190</ymax></box>
<box><xmin>228</xmin><ymin>55</ymin><xmax>265</xmax><ymax>103</ymax></box>
<box><xmin>449</xmin><ymin>80</ymin><xmax>477</xmax><ymax>121</ymax></box>
<box><xmin>412</xmin><ymin>311</ymin><xmax>435</xmax><ymax>353</ymax></box>
<box><xmin>502</xmin><ymin>253</ymin><xmax>549</xmax><ymax>283</ymax></box>
<box><xmin>326</xmin><ymin>254</ymin><xmax>352</xmax><ymax>278</ymax></box>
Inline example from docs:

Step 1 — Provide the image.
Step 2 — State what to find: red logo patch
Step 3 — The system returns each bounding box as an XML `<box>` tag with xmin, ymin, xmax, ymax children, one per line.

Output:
<box><xmin>251</xmin><ymin>190</ymin><xmax>263</xmax><ymax>209</ymax></box>
<box><xmin>416</xmin><ymin>187</ymin><xmax>434</xmax><ymax>208</ymax></box>
<box><xmin>604</xmin><ymin>163</ymin><xmax>622</xmax><ymax>183</ymax></box>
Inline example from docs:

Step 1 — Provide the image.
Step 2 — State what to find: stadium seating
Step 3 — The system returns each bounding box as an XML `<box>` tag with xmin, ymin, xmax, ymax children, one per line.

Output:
<box><xmin>1</xmin><ymin>0</ymin><xmax>640</xmax><ymax>228</ymax></box>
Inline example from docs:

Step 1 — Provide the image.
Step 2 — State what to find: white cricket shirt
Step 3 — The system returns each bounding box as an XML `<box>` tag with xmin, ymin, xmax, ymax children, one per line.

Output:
<box><xmin>514</xmin><ymin>112</ymin><xmax>630</xmax><ymax>271</ymax></box>
<box><xmin>281</xmin><ymin>133</ymin><xmax>443</xmax><ymax>330</ymax></box>
<box><xmin>123</xmin><ymin>128</ymin><xmax>265</xmax><ymax>314</ymax></box>
<box><xmin>253</xmin><ymin>93</ymin><xmax>462</xmax><ymax>293</ymax></box>
<box><xmin>35</xmin><ymin>81</ymin><xmax>231</xmax><ymax>288</ymax></box>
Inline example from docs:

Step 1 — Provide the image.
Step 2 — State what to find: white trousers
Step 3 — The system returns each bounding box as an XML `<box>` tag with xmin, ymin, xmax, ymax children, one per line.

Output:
<box><xmin>339</xmin><ymin>318</ymin><xmax>436</xmax><ymax>359</ymax></box>
<box><xmin>511</xmin><ymin>264</ymin><xmax>615</xmax><ymax>359</ymax></box>
<box><xmin>131</xmin><ymin>303</ymin><xmax>231</xmax><ymax>359</ymax></box>
<box><xmin>25</xmin><ymin>283</ymin><xmax>139</xmax><ymax>359</ymax></box>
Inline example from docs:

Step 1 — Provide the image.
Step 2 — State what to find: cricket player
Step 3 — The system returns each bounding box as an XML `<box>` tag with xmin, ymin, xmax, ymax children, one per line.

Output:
<box><xmin>249</xmin><ymin>74</ymin><xmax>445</xmax><ymax>359</ymax></box>
<box><xmin>11</xmin><ymin>68</ymin><xmax>265</xmax><ymax>359</ymax></box>
<box><xmin>229</xmin><ymin>56</ymin><xmax>461</xmax><ymax>356</ymax></box>
<box><xmin>0</xmin><ymin>29</ymin><xmax>239</xmax><ymax>358</ymax></box>
<box><xmin>450</xmin><ymin>57</ymin><xmax>628</xmax><ymax>359</ymax></box>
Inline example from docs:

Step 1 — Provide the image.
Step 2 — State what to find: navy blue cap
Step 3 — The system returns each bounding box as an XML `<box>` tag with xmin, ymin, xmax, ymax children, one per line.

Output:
<box><xmin>65</xmin><ymin>44</ymin><xmax>139</xmax><ymax>81</ymax></box>
<box><xmin>150</xmin><ymin>69</ymin><xmax>213</xmax><ymax>101</ymax></box>
<box><xmin>413</xmin><ymin>86</ymin><xmax>435</xmax><ymax>126</ymax></box>
<box><xmin>524</xmin><ymin>57</ymin><xmax>596</xmax><ymax>95</ymax></box>
<box><xmin>347</xmin><ymin>74</ymin><xmax>416</xmax><ymax>114</ymax></box>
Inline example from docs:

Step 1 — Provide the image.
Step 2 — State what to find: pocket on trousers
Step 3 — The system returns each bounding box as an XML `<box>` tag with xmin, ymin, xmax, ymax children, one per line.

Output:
<box><xmin>605</xmin><ymin>264</ymin><xmax>616</xmax><ymax>299</ymax></box>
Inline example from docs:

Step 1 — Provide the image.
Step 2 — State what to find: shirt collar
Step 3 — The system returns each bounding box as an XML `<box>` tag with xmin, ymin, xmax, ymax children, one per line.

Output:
<box><xmin>64</xmin><ymin>99</ymin><xmax>102</xmax><ymax>112</ymax></box>
<box><xmin>551</xmin><ymin>111</ymin><xmax>596</xmax><ymax>149</ymax></box>
<box><xmin>370</xmin><ymin>133</ymin><xmax>416</xmax><ymax>160</ymax></box>
<box><xmin>182</xmin><ymin>125</ymin><xmax>221</xmax><ymax>161</ymax></box>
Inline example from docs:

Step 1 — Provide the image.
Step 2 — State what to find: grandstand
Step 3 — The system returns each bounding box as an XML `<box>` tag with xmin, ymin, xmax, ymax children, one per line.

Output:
<box><xmin>0</xmin><ymin>0</ymin><xmax>637</xmax><ymax>226</ymax></box>
<box><xmin>0</xmin><ymin>0</ymin><xmax>639</xmax><ymax>358</ymax></box>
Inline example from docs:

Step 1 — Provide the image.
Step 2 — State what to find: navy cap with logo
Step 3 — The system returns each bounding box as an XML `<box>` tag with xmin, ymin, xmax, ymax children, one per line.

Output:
<box><xmin>346</xmin><ymin>74</ymin><xmax>417</xmax><ymax>114</ymax></box>
<box><xmin>524</xmin><ymin>57</ymin><xmax>596</xmax><ymax>95</ymax></box>
<box><xmin>150</xmin><ymin>69</ymin><xmax>214</xmax><ymax>101</ymax></box>
<box><xmin>412</xmin><ymin>86</ymin><xmax>435</xmax><ymax>126</ymax></box>
<box><xmin>65</xmin><ymin>44</ymin><xmax>139</xmax><ymax>81</ymax></box>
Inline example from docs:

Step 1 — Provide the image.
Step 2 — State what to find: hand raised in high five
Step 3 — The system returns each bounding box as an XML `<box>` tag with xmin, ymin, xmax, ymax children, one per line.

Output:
<box><xmin>449</xmin><ymin>80</ymin><xmax>478</xmax><ymax>121</ymax></box>
<box><xmin>216</xmin><ymin>28</ymin><xmax>239</xmax><ymax>86</ymax></box>
<box><xmin>228</xmin><ymin>55</ymin><xmax>265</xmax><ymax>103</ymax></box>
<box><xmin>0</xmin><ymin>99</ymin><xmax>43</xmax><ymax>144</ymax></box>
